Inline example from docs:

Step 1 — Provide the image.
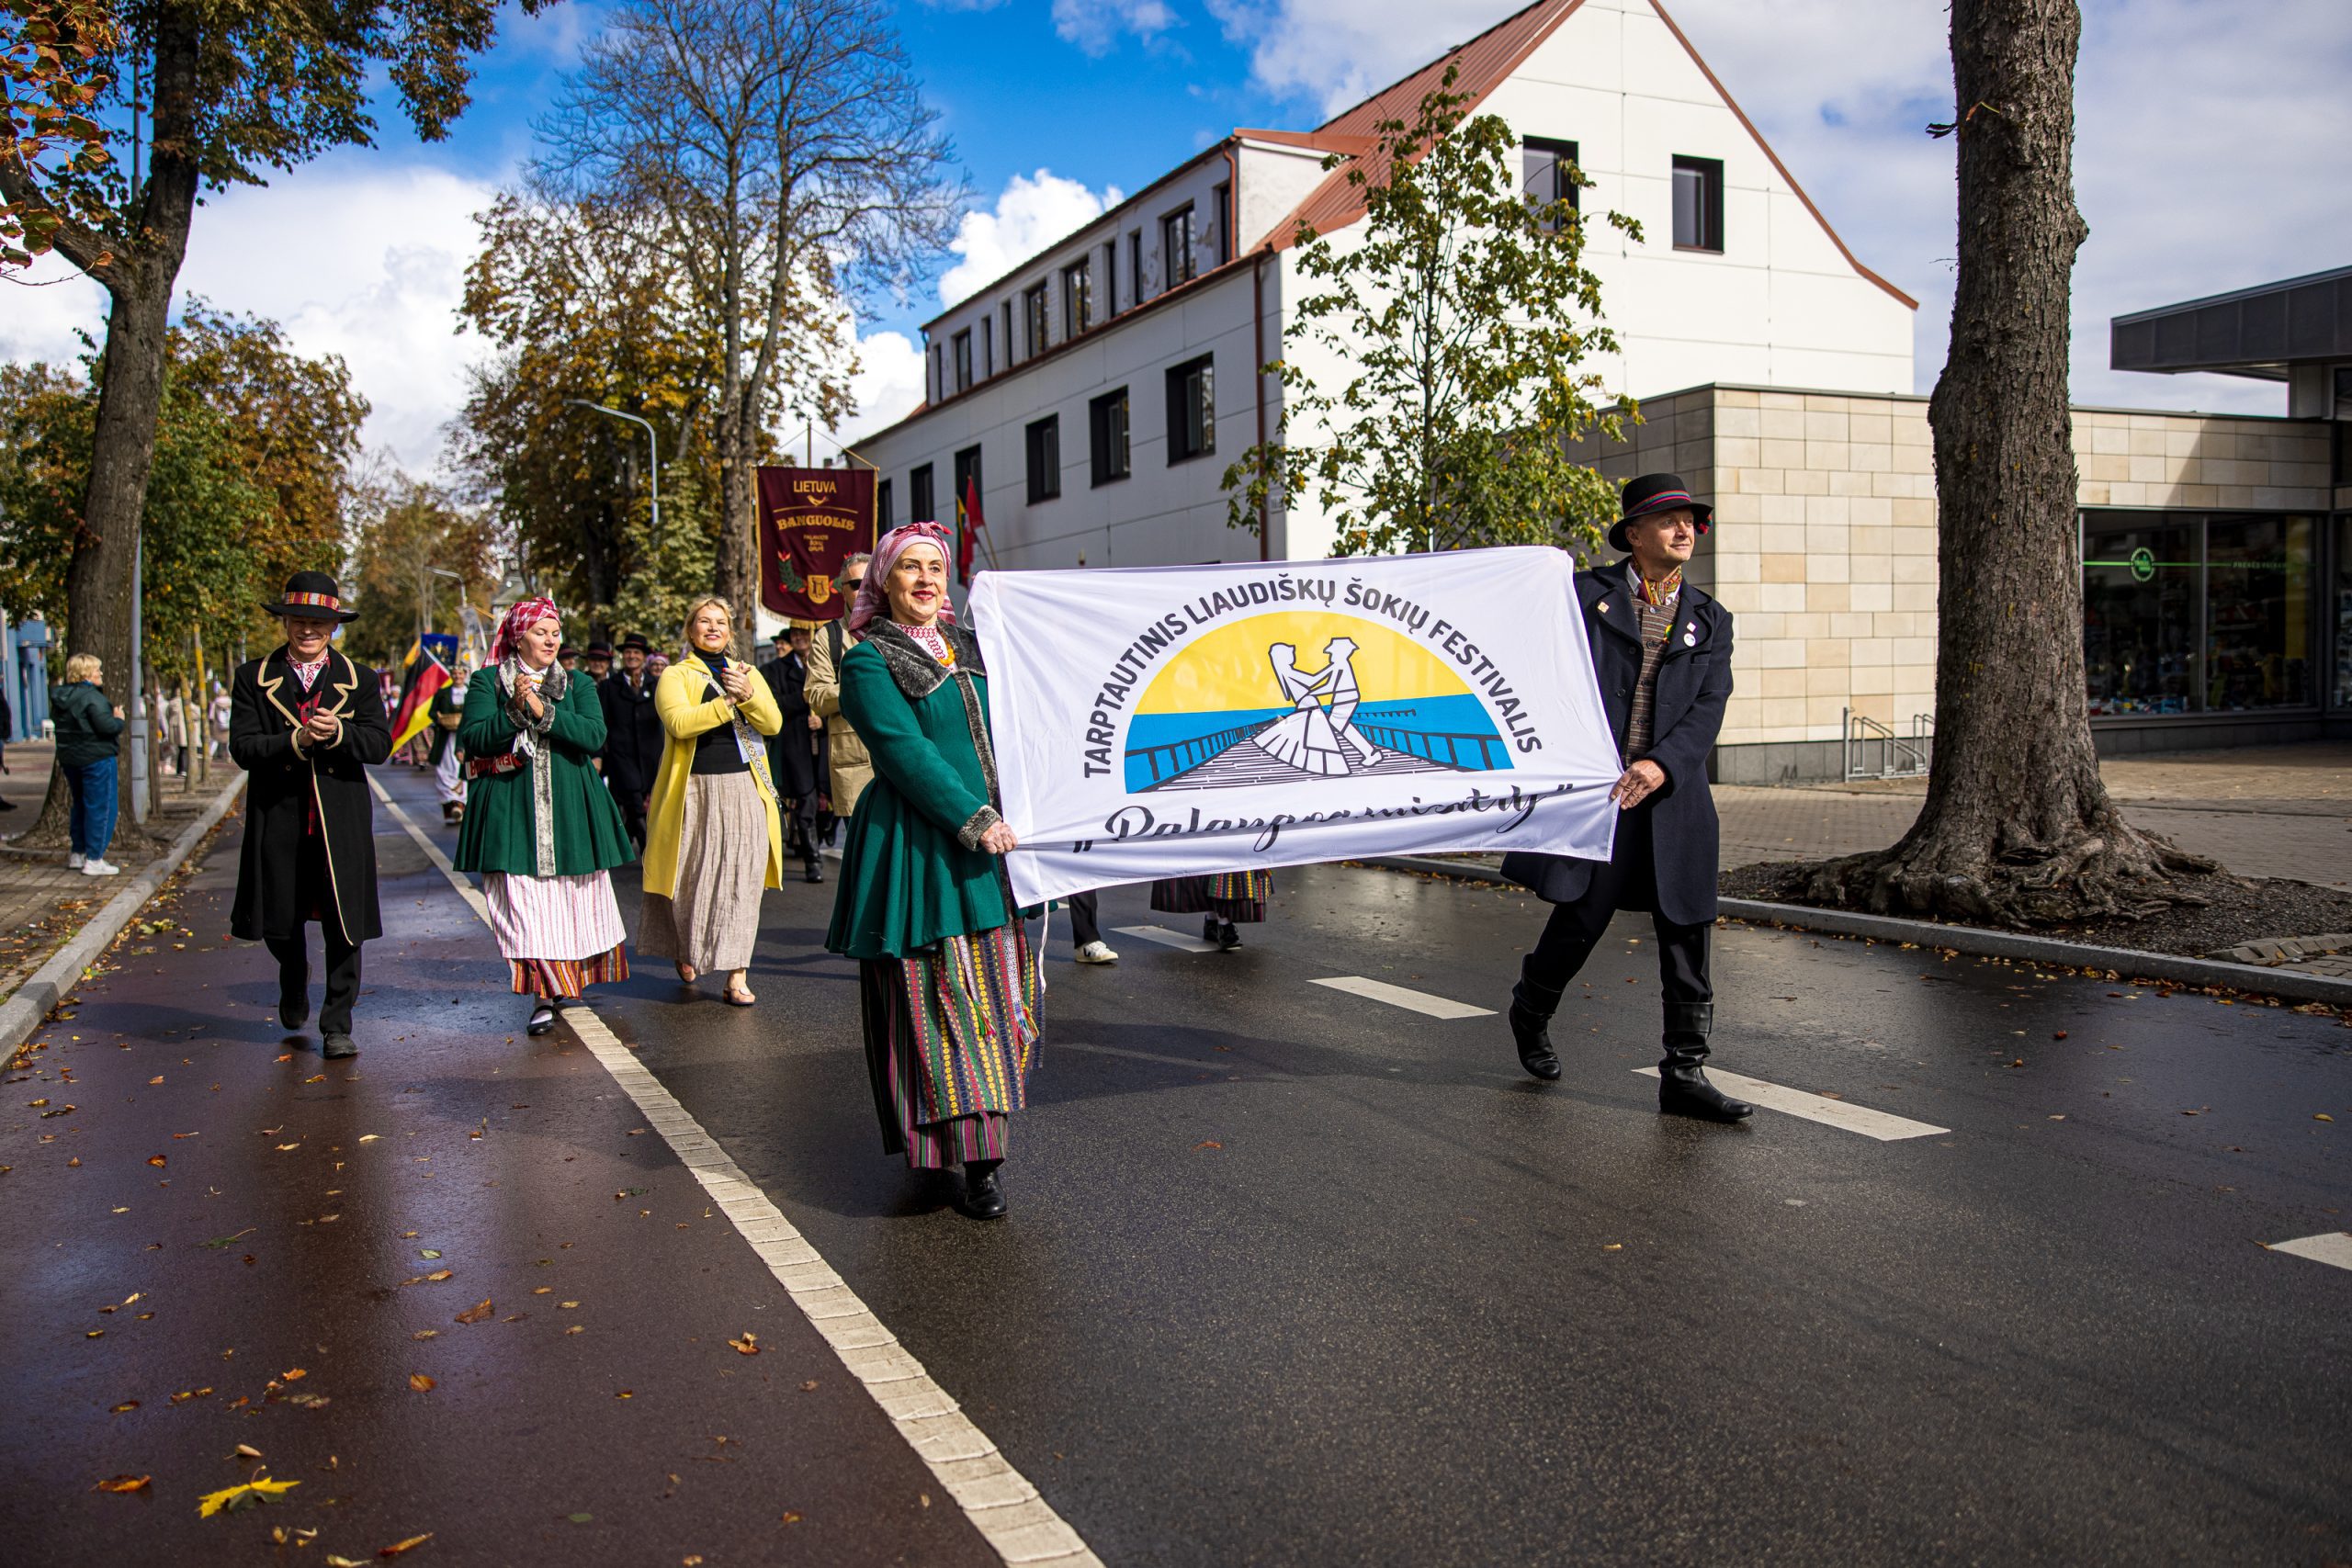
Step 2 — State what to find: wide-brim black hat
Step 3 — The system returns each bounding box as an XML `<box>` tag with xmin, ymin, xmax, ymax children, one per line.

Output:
<box><xmin>262</xmin><ymin>570</ymin><xmax>358</xmax><ymax>623</ymax></box>
<box><xmin>617</xmin><ymin>634</ymin><xmax>650</xmax><ymax>653</ymax></box>
<box><xmin>585</xmin><ymin>643</ymin><xmax>614</xmax><ymax>660</ymax></box>
<box><xmin>1607</xmin><ymin>473</ymin><xmax>1714</xmax><ymax>554</ymax></box>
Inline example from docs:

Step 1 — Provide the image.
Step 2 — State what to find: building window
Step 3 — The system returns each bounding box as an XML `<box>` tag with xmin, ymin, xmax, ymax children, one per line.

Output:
<box><xmin>952</xmin><ymin>329</ymin><xmax>973</xmax><ymax>394</ymax></box>
<box><xmin>1104</xmin><ymin>239</ymin><xmax>1118</xmax><ymax>317</ymax></box>
<box><xmin>1090</xmin><ymin>388</ymin><xmax>1130</xmax><ymax>486</ymax></box>
<box><xmin>1001</xmin><ymin>300</ymin><xmax>1013</xmax><ymax>365</ymax></box>
<box><xmin>2334</xmin><ymin>514</ymin><xmax>2352</xmax><ymax>711</ymax></box>
<box><xmin>1026</xmin><ymin>416</ymin><xmax>1061</xmax><ymax>503</ymax></box>
<box><xmin>910</xmin><ymin>464</ymin><xmax>934</xmax><ymax>525</ymax></box>
<box><xmin>1523</xmin><ymin>137</ymin><xmax>1580</xmax><ymax>230</ymax></box>
<box><xmin>1671</xmin><ymin>155</ymin><xmax>1723</xmax><ymax>253</ymax></box>
<box><xmin>1162</xmin><ymin>205</ymin><xmax>1195</xmax><ymax>287</ymax></box>
<box><xmin>876</xmin><ymin>477</ymin><xmax>894</xmax><ymax>531</ymax></box>
<box><xmin>1211</xmin><ymin>181</ymin><xmax>1231</xmax><ymax>265</ymax></box>
<box><xmin>1063</xmin><ymin>258</ymin><xmax>1092</xmax><ymax>337</ymax></box>
<box><xmin>2081</xmin><ymin>509</ymin><xmax>2320</xmax><ymax>716</ymax></box>
<box><xmin>981</xmin><ymin>316</ymin><xmax>994</xmax><ymax>378</ymax></box>
<box><xmin>954</xmin><ymin>446</ymin><xmax>982</xmax><ymax>535</ymax></box>
<box><xmin>1023</xmin><ymin>282</ymin><xmax>1050</xmax><ymax>356</ymax></box>
<box><xmin>1166</xmin><ymin>354</ymin><xmax>1215</xmax><ymax>463</ymax></box>
<box><xmin>929</xmin><ymin>343</ymin><xmax>942</xmax><ymax>400</ymax></box>
<box><xmin>1129</xmin><ymin>231</ymin><xmax>1143</xmax><ymax>300</ymax></box>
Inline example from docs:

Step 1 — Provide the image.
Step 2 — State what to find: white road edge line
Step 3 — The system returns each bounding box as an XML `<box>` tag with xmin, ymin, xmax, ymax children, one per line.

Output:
<box><xmin>1112</xmin><ymin>923</ymin><xmax>1224</xmax><ymax>953</ymax></box>
<box><xmin>369</xmin><ymin>776</ymin><xmax>1102</xmax><ymax>1567</ymax></box>
<box><xmin>1634</xmin><ymin>1066</ymin><xmax>1950</xmax><ymax>1141</ymax></box>
<box><xmin>2267</xmin><ymin>1232</ymin><xmax>2352</xmax><ymax>1272</ymax></box>
<box><xmin>1310</xmin><ymin>976</ymin><xmax>1494</xmax><ymax>1020</ymax></box>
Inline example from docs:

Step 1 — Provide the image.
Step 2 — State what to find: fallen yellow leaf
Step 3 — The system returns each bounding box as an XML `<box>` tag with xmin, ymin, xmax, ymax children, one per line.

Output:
<box><xmin>454</xmin><ymin>1298</ymin><xmax>493</xmax><ymax>1325</ymax></box>
<box><xmin>728</xmin><ymin>1333</ymin><xmax>759</xmax><ymax>1356</ymax></box>
<box><xmin>379</xmin><ymin>1533</ymin><xmax>434</xmax><ymax>1559</ymax></box>
<box><xmin>94</xmin><ymin>1474</ymin><xmax>151</xmax><ymax>1494</ymax></box>
<box><xmin>409</xmin><ymin>1373</ymin><xmax>435</xmax><ymax>1393</ymax></box>
<box><xmin>197</xmin><ymin>1474</ymin><xmax>300</xmax><ymax>1517</ymax></box>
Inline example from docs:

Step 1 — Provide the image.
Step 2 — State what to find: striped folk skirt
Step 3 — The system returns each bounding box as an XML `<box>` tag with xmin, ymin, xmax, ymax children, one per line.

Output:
<box><xmin>484</xmin><ymin>869</ymin><xmax>629</xmax><ymax>999</ymax></box>
<box><xmin>859</xmin><ymin>921</ymin><xmax>1040</xmax><ymax>1169</ymax></box>
<box><xmin>639</xmin><ymin>772</ymin><xmax>766</xmax><ymax>973</ymax></box>
<box><xmin>1149</xmin><ymin>870</ymin><xmax>1273</xmax><ymax>924</ymax></box>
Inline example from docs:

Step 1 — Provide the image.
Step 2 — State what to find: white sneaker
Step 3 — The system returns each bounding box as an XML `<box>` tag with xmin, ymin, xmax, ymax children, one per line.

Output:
<box><xmin>1074</xmin><ymin>941</ymin><xmax>1119</xmax><ymax>964</ymax></box>
<box><xmin>66</xmin><ymin>852</ymin><xmax>84</xmax><ymax>869</ymax></box>
<box><xmin>82</xmin><ymin>859</ymin><xmax>121</xmax><ymax>876</ymax></box>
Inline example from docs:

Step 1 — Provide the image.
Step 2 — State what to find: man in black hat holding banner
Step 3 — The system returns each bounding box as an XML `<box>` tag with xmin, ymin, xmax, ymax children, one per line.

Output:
<box><xmin>1500</xmin><ymin>474</ymin><xmax>1753</xmax><ymax>1122</ymax></box>
<box><xmin>228</xmin><ymin>572</ymin><xmax>392</xmax><ymax>1060</ymax></box>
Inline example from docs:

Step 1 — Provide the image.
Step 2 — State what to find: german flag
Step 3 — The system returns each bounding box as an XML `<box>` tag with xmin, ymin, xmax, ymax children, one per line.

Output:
<box><xmin>389</xmin><ymin>647</ymin><xmax>453</xmax><ymax>755</ymax></box>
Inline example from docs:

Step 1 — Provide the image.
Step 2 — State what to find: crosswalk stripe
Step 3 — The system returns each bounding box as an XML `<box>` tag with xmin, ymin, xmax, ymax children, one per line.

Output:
<box><xmin>368</xmin><ymin>777</ymin><xmax>1102</xmax><ymax>1567</ymax></box>
<box><xmin>1310</xmin><ymin>976</ymin><xmax>1495</xmax><ymax>1019</ymax></box>
<box><xmin>1634</xmin><ymin>1067</ymin><xmax>1949</xmax><ymax>1141</ymax></box>
<box><xmin>2267</xmin><ymin>1232</ymin><xmax>2352</xmax><ymax>1271</ymax></box>
<box><xmin>1113</xmin><ymin>924</ymin><xmax>1224</xmax><ymax>953</ymax></box>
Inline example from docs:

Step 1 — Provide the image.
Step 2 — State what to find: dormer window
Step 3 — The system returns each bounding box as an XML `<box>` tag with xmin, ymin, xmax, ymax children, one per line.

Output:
<box><xmin>1023</xmin><ymin>282</ymin><xmax>1050</xmax><ymax>355</ymax></box>
<box><xmin>1162</xmin><ymin>205</ymin><xmax>1196</xmax><ymax>288</ymax></box>
<box><xmin>1063</xmin><ymin>258</ymin><xmax>1092</xmax><ymax>337</ymax></box>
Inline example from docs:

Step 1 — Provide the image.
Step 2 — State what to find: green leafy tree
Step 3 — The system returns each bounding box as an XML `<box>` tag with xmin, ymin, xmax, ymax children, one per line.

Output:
<box><xmin>0</xmin><ymin>0</ymin><xmax>536</xmax><ymax>802</ymax></box>
<box><xmin>345</xmin><ymin>471</ymin><xmax>496</xmax><ymax>669</ymax></box>
<box><xmin>1226</xmin><ymin>64</ymin><xmax>1641</xmax><ymax>557</ymax></box>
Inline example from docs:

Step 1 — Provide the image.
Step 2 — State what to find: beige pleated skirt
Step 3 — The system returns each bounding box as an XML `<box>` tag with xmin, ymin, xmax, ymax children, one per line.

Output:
<box><xmin>639</xmin><ymin>772</ymin><xmax>767</xmax><ymax>972</ymax></box>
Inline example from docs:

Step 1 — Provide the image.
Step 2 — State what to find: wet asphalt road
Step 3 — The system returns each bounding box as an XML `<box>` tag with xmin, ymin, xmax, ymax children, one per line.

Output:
<box><xmin>12</xmin><ymin>761</ymin><xmax>2352</xmax><ymax>1565</ymax></box>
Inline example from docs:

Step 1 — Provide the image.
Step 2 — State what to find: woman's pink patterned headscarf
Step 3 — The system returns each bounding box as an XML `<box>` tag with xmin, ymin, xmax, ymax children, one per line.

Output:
<box><xmin>846</xmin><ymin>522</ymin><xmax>956</xmax><ymax>635</ymax></box>
<box><xmin>492</xmin><ymin>596</ymin><xmax>560</xmax><ymax>663</ymax></box>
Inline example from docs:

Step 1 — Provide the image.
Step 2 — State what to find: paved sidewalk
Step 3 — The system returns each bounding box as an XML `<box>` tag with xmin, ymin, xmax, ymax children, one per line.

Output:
<box><xmin>0</xmin><ymin>745</ymin><xmax>239</xmax><ymax>1006</ymax></box>
<box><xmin>1717</xmin><ymin>744</ymin><xmax>2352</xmax><ymax>891</ymax></box>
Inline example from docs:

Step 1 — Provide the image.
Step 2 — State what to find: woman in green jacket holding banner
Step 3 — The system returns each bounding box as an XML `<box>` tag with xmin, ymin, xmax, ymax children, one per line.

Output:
<box><xmin>826</xmin><ymin>522</ymin><xmax>1035</xmax><ymax>1222</ymax></box>
<box><xmin>454</xmin><ymin>598</ymin><xmax>637</xmax><ymax>1038</ymax></box>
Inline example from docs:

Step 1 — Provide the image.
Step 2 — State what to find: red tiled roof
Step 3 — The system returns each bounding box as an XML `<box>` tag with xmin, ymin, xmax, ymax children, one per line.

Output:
<box><xmin>1261</xmin><ymin>0</ymin><xmax>1914</xmax><ymax>310</ymax></box>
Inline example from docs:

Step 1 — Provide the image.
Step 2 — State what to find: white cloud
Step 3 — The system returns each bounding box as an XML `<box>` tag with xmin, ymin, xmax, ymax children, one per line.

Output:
<box><xmin>1054</xmin><ymin>0</ymin><xmax>1180</xmax><ymax>56</ymax></box>
<box><xmin>0</xmin><ymin>158</ymin><xmax>501</xmax><ymax>472</ymax></box>
<box><xmin>1215</xmin><ymin>0</ymin><xmax>2352</xmax><ymax>414</ymax></box>
<box><xmin>936</xmin><ymin>169</ymin><xmax>1125</xmax><ymax>308</ymax></box>
<box><xmin>838</xmin><ymin>326</ymin><xmax>929</xmax><ymax>446</ymax></box>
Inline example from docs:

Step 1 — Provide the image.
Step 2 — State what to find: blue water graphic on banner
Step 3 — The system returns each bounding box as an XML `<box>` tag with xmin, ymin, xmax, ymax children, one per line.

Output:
<box><xmin>1124</xmin><ymin>694</ymin><xmax>1509</xmax><ymax>791</ymax></box>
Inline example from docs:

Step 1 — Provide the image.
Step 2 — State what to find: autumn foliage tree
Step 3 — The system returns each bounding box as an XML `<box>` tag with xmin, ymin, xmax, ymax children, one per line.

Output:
<box><xmin>1225</xmin><ymin>65</ymin><xmax>1639</xmax><ymax>557</ymax></box>
<box><xmin>344</xmin><ymin>471</ymin><xmax>496</xmax><ymax>669</ymax></box>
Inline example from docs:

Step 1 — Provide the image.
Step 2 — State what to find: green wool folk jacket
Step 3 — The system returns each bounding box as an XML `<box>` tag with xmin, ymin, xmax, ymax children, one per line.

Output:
<box><xmin>451</xmin><ymin>665</ymin><xmax>637</xmax><ymax>879</ymax></box>
<box><xmin>824</xmin><ymin>621</ymin><xmax>1026</xmax><ymax>961</ymax></box>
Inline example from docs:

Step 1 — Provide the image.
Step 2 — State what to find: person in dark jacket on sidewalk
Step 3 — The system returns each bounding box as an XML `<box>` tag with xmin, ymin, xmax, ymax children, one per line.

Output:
<box><xmin>598</xmin><ymin>633</ymin><xmax>663</xmax><ymax>851</ymax></box>
<box><xmin>759</xmin><ymin>624</ymin><xmax>824</xmax><ymax>884</ymax></box>
<box><xmin>1499</xmin><ymin>474</ymin><xmax>1753</xmax><ymax>1124</ymax></box>
<box><xmin>51</xmin><ymin>652</ymin><xmax>126</xmax><ymax>874</ymax></box>
<box><xmin>228</xmin><ymin>572</ymin><xmax>392</xmax><ymax>1060</ymax></box>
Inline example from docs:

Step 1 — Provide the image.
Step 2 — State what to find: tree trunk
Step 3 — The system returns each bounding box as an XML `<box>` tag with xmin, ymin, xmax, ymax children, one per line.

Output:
<box><xmin>715</xmin><ymin>409</ymin><xmax>759</xmax><ymax>659</ymax></box>
<box><xmin>1789</xmin><ymin>0</ymin><xmax>2211</xmax><ymax>927</ymax></box>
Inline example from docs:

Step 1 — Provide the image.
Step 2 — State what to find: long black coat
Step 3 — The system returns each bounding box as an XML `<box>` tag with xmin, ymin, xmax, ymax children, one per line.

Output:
<box><xmin>230</xmin><ymin>648</ymin><xmax>392</xmax><ymax>943</ymax></box>
<box><xmin>759</xmin><ymin>651</ymin><xmax>820</xmax><ymax>799</ymax></box>
<box><xmin>1501</xmin><ymin>566</ymin><xmax>1733</xmax><ymax>926</ymax></box>
<box><xmin>597</xmin><ymin>671</ymin><xmax>664</xmax><ymax>797</ymax></box>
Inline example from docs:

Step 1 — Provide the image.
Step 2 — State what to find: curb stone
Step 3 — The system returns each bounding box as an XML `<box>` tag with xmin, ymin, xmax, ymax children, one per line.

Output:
<box><xmin>1353</xmin><ymin>853</ymin><xmax>2352</xmax><ymax>1009</ymax></box>
<box><xmin>0</xmin><ymin>775</ymin><xmax>247</xmax><ymax>1055</ymax></box>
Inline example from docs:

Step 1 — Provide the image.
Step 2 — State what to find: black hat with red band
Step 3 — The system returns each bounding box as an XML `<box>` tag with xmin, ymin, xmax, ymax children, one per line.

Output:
<box><xmin>262</xmin><ymin>570</ymin><xmax>359</xmax><ymax>623</ymax></box>
<box><xmin>1607</xmin><ymin>473</ymin><xmax>1713</xmax><ymax>554</ymax></box>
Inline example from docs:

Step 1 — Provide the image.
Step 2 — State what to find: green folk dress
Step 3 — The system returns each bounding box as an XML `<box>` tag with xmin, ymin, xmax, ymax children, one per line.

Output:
<box><xmin>824</xmin><ymin>620</ymin><xmax>1038</xmax><ymax>1169</ymax></box>
<box><xmin>452</xmin><ymin>661</ymin><xmax>638</xmax><ymax>999</ymax></box>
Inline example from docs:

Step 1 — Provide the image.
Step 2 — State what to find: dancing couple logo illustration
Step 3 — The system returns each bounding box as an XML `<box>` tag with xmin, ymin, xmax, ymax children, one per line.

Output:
<box><xmin>1124</xmin><ymin>610</ymin><xmax>1513</xmax><ymax>793</ymax></box>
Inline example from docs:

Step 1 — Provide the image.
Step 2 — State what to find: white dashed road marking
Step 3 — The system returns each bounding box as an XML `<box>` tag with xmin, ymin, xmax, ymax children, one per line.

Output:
<box><xmin>370</xmin><ymin>777</ymin><xmax>1101</xmax><ymax>1567</ymax></box>
<box><xmin>1310</xmin><ymin>976</ymin><xmax>1495</xmax><ymax>1020</ymax></box>
<box><xmin>1114</xmin><ymin>923</ymin><xmax>1224</xmax><ymax>953</ymax></box>
<box><xmin>2267</xmin><ymin>1232</ymin><xmax>2352</xmax><ymax>1272</ymax></box>
<box><xmin>1634</xmin><ymin>1067</ymin><xmax>1950</xmax><ymax>1141</ymax></box>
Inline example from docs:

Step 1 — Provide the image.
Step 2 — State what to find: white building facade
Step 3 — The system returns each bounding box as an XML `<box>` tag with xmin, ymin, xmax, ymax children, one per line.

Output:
<box><xmin>855</xmin><ymin>0</ymin><xmax>1917</xmax><ymax>572</ymax></box>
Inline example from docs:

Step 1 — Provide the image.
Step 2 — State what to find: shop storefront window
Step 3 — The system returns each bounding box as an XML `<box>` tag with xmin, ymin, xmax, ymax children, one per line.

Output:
<box><xmin>2080</xmin><ymin>509</ymin><xmax>2322</xmax><ymax>717</ymax></box>
<box><xmin>2083</xmin><ymin>515</ymin><xmax>2196</xmax><ymax>715</ymax></box>
<box><xmin>2334</xmin><ymin>515</ymin><xmax>2352</xmax><ymax>710</ymax></box>
<box><xmin>2205</xmin><ymin>514</ymin><xmax>2312</xmax><ymax>711</ymax></box>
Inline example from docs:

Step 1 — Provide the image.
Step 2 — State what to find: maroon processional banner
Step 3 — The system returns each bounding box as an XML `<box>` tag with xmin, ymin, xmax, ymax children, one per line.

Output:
<box><xmin>756</xmin><ymin>466</ymin><xmax>876</xmax><ymax>621</ymax></box>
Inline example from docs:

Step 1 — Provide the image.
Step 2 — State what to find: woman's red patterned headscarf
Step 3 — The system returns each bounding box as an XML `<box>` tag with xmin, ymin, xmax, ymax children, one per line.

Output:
<box><xmin>492</xmin><ymin>596</ymin><xmax>560</xmax><ymax>663</ymax></box>
<box><xmin>846</xmin><ymin>522</ymin><xmax>956</xmax><ymax>635</ymax></box>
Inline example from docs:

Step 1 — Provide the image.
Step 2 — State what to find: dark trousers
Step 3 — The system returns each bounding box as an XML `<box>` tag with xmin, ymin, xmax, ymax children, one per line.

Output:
<box><xmin>1521</xmin><ymin>804</ymin><xmax>1712</xmax><ymax>1013</ymax></box>
<box><xmin>614</xmin><ymin>789</ymin><xmax>649</xmax><ymax>852</ymax></box>
<box><xmin>267</xmin><ymin>920</ymin><xmax>363</xmax><ymax>1037</ymax></box>
<box><xmin>1066</xmin><ymin>889</ymin><xmax>1102</xmax><ymax>948</ymax></box>
<box><xmin>786</xmin><ymin>790</ymin><xmax>820</xmax><ymax>866</ymax></box>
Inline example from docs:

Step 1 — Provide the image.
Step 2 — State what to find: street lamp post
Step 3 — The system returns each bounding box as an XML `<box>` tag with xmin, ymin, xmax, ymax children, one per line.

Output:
<box><xmin>565</xmin><ymin>400</ymin><xmax>662</xmax><ymax>543</ymax></box>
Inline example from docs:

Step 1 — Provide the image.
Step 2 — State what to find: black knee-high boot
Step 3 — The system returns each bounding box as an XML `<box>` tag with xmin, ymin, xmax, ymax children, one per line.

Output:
<box><xmin>1509</xmin><ymin>961</ymin><xmax>1565</xmax><ymax>1081</ymax></box>
<box><xmin>1657</xmin><ymin>1003</ymin><xmax>1752</xmax><ymax>1122</ymax></box>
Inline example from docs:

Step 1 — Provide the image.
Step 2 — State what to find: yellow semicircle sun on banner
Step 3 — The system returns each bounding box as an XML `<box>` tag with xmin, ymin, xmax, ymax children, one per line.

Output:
<box><xmin>1138</xmin><ymin>610</ymin><xmax>1472</xmax><ymax>713</ymax></box>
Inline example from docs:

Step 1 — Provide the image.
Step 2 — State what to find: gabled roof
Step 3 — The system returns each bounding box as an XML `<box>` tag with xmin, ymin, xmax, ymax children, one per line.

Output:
<box><xmin>1260</xmin><ymin>0</ymin><xmax>1916</xmax><ymax>310</ymax></box>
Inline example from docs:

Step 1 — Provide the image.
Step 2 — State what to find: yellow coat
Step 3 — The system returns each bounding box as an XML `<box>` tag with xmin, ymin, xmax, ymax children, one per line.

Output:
<box><xmin>641</xmin><ymin>658</ymin><xmax>786</xmax><ymax>899</ymax></box>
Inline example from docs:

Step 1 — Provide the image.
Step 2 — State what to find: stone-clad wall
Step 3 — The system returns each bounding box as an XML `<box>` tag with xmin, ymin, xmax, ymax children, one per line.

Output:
<box><xmin>1570</xmin><ymin>384</ymin><xmax>2334</xmax><ymax>778</ymax></box>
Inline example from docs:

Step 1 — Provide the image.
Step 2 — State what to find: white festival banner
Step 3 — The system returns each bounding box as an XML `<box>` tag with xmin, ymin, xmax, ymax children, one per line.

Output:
<box><xmin>969</xmin><ymin>547</ymin><xmax>1623</xmax><ymax>907</ymax></box>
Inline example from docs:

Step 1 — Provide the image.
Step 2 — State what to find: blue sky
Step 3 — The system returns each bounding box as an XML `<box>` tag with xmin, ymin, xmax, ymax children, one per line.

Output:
<box><xmin>5</xmin><ymin>0</ymin><xmax>2346</xmax><ymax>470</ymax></box>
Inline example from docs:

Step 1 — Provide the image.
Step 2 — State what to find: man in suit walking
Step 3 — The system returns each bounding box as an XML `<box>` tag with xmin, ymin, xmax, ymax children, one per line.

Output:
<box><xmin>598</xmin><ymin>633</ymin><xmax>662</xmax><ymax>851</ymax></box>
<box><xmin>759</xmin><ymin>624</ymin><xmax>824</xmax><ymax>883</ymax></box>
<box><xmin>228</xmin><ymin>572</ymin><xmax>393</xmax><ymax>1060</ymax></box>
<box><xmin>1499</xmin><ymin>474</ymin><xmax>1752</xmax><ymax>1123</ymax></box>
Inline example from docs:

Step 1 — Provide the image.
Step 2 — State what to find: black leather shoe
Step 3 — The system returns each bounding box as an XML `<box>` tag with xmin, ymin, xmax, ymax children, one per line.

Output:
<box><xmin>1202</xmin><ymin>916</ymin><xmax>1219</xmax><ymax>942</ymax></box>
<box><xmin>956</xmin><ymin>1165</ymin><xmax>1008</xmax><ymax>1220</ymax></box>
<box><xmin>322</xmin><ymin>1033</ymin><xmax>357</xmax><ymax>1060</ymax></box>
<box><xmin>1214</xmin><ymin>921</ymin><xmax>1243</xmax><ymax>952</ymax></box>
<box><xmin>526</xmin><ymin>1004</ymin><xmax>558</xmax><ymax>1036</ymax></box>
<box><xmin>550</xmin><ymin>995</ymin><xmax>587</xmax><ymax>1011</ymax></box>
<box><xmin>1509</xmin><ymin>1001</ymin><xmax>1561</xmax><ymax>1080</ymax></box>
<box><xmin>804</xmin><ymin>862</ymin><xmax>825</xmax><ymax>884</ymax></box>
<box><xmin>1658</xmin><ymin>1066</ymin><xmax>1753</xmax><ymax>1122</ymax></box>
<box><xmin>280</xmin><ymin>990</ymin><xmax>311</xmax><ymax>1032</ymax></box>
